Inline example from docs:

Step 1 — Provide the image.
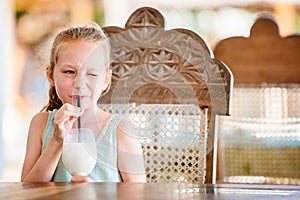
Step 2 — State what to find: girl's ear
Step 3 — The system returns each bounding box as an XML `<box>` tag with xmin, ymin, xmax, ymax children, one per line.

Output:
<box><xmin>46</xmin><ymin>66</ymin><xmax>55</xmax><ymax>86</ymax></box>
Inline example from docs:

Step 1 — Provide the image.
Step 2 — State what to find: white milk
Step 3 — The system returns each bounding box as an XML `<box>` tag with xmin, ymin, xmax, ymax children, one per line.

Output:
<box><xmin>62</xmin><ymin>143</ymin><xmax>97</xmax><ymax>176</ymax></box>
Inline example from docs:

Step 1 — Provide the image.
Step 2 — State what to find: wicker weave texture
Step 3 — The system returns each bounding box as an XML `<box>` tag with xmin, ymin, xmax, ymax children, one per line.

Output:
<box><xmin>219</xmin><ymin>85</ymin><xmax>300</xmax><ymax>184</ymax></box>
<box><xmin>102</xmin><ymin>103</ymin><xmax>208</xmax><ymax>183</ymax></box>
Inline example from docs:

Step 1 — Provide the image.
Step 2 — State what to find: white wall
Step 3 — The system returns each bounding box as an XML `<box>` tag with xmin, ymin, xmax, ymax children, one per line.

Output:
<box><xmin>0</xmin><ymin>0</ymin><xmax>23</xmax><ymax>181</ymax></box>
<box><xmin>0</xmin><ymin>0</ymin><xmax>12</xmax><ymax>179</ymax></box>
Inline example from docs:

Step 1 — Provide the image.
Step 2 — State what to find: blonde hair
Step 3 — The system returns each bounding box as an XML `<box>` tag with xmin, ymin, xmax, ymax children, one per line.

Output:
<box><xmin>42</xmin><ymin>23</ymin><xmax>111</xmax><ymax>111</ymax></box>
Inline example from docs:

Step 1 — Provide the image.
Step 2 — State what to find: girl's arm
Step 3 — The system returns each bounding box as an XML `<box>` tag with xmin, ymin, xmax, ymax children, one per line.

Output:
<box><xmin>21</xmin><ymin>112</ymin><xmax>62</xmax><ymax>182</ymax></box>
<box><xmin>116</xmin><ymin>120</ymin><xmax>146</xmax><ymax>182</ymax></box>
<box><xmin>21</xmin><ymin>104</ymin><xmax>81</xmax><ymax>182</ymax></box>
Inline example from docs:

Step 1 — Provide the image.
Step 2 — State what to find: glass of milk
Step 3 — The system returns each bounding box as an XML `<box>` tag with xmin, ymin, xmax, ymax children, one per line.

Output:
<box><xmin>62</xmin><ymin>128</ymin><xmax>97</xmax><ymax>176</ymax></box>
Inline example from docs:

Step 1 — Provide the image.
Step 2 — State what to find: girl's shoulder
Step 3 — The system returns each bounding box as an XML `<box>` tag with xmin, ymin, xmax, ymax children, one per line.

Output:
<box><xmin>28</xmin><ymin>112</ymin><xmax>49</xmax><ymax>141</ymax></box>
<box><xmin>30</xmin><ymin>111</ymin><xmax>50</xmax><ymax>126</ymax></box>
<box><xmin>116</xmin><ymin>118</ymin><xmax>141</xmax><ymax>151</ymax></box>
<box><xmin>31</xmin><ymin>109</ymin><xmax>57</xmax><ymax>124</ymax></box>
<box><xmin>29</xmin><ymin>111</ymin><xmax>50</xmax><ymax>140</ymax></box>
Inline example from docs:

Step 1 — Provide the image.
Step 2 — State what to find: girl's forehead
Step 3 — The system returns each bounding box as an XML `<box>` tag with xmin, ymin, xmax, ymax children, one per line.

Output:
<box><xmin>60</xmin><ymin>39</ymin><xmax>100</xmax><ymax>53</ymax></box>
<box><xmin>57</xmin><ymin>39</ymin><xmax>108</xmax><ymax>67</ymax></box>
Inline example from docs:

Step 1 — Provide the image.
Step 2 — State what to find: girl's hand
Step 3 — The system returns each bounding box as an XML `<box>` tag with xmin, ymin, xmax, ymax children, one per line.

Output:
<box><xmin>53</xmin><ymin>103</ymin><xmax>81</xmax><ymax>143</ymax></box>
<box><xmin>71</xmin><ymin>176</ymin><xmax>93</xmax><ymax>182</ymax></box>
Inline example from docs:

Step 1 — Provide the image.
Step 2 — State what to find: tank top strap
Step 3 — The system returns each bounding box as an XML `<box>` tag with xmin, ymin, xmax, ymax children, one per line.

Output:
<box><xmin>42</xmin><ymin>109</ymin><xmax>57</xmax><ymax>151</ymax></box>
<box><xmin>96</xmin><ymin>115</ymin><xmax>123</xmax><ymax>143</ymax></box>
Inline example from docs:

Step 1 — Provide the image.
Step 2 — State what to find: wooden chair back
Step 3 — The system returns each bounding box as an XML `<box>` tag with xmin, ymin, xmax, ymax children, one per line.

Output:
<box><xmin>214</xmin><ymin>13</ymin><xmax>300</xmax><ymax>184</ymax></box>
<box><xmin>100</xmin><ymin>7</ymin><xmax>233</xmax><ymax>183</ymax></box>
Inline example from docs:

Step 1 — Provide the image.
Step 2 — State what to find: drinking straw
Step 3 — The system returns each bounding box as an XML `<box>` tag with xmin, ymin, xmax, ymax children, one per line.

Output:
<box><xmin>77</xmin><ymin>96</ymin><xmax>81</xmax><ymax>142</ymax></box>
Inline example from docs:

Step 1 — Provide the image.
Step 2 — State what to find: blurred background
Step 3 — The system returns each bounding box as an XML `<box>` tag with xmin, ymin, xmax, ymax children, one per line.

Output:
<box><xmin>0</xmin><ymin>0</ymin><xmax>299</xmax><ymax>181</ymax></box>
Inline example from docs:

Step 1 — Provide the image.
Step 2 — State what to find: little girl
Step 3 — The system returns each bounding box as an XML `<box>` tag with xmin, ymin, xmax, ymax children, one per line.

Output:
<box><xmin>21</xmin><ymin>23</ymin><xmax>146</xmax><ymax>182</ymax></box>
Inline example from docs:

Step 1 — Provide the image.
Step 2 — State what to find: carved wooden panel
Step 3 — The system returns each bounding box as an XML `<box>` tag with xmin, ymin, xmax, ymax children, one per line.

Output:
<box><xmin>100</xmin><ymin>7</ymin><xmax>232</xmax><ymax>115</ymax></box>
<box><xmin>214</xmin><ymin>14</ymin><xmax>300</xmax><ymax>84</ymax></box>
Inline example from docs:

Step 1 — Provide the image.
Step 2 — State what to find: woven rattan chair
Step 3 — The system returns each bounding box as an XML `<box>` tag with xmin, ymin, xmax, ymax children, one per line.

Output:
<box><xmin>99</xmin><ymin>7</ymin><xmax>233</xmax><ymax>184</ymax></box>
<box><xmin>214</xmin><ymin>14</ymin><xmax>300</xmax><ymax>185</ymax></box>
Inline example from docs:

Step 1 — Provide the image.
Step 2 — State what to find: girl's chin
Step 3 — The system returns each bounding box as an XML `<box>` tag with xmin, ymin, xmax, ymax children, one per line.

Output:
<box><xmin>80</xmin><ymin>101</ymin><xmax>96</xmax><ymax>110</ymax></box>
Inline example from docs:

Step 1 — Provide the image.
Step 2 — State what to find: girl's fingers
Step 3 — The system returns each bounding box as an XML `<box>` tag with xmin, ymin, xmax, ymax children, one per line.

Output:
<box><xmin>61</xmin><ymin>103</ymin><xmax>82</xmax><ymax>117</ymax></box>
<box><xmin>55</xmin><ymin>104</ymin><xmax>82</xmax><ymax>122</ymax></box>
<box><xmin>53</xmin><ymin>103</ymin><xmax>83</xmax><ymax>138</ymax></box>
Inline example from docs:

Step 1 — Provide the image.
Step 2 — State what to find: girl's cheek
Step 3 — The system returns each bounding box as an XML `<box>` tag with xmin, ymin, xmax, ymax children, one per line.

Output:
<box><xmin>56</xmin><ymin>78</ymin><xmax>74</xmax><ymax>94</ymax></box>
<box><xmin>89</xmin><ymin>78</ymin><xmax>102</xmax><ymax>90</ymax></box>
<box><xmin>94</xmin><ymin>84</ymin><xmax>105</xmax><ymax>96</ymax></box>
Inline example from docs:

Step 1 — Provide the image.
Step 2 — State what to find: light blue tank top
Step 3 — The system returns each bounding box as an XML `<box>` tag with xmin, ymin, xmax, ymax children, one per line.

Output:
<box><xmin>42</xmin><ymin>110</ymin><xmax>122</xmax><ymax>182</ymax></box>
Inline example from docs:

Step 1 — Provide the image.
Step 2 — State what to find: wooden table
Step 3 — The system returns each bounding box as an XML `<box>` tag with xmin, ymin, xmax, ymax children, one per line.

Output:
<box><xmin>0</xmin><ymin>182</ymin><xmax>299</xmax><ymax>199</ymax></box>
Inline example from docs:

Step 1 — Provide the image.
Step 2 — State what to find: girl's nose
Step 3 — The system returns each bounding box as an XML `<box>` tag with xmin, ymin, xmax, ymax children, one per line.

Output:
<box><xmin>74</xmin><ymin>74</ymin><xmax>86</xmax><ymax>89</ymax></box>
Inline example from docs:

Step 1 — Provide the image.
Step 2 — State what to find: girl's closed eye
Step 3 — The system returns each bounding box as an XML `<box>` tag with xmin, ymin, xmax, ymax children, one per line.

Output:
<box><xmin>88</xmin><ymin>73</ymin><xmax>98</xmax><ymax>77</ymax></box>
<box><xmin>87</xmin><ymin>69</ymin><xmax>102</xmax><ymax>77</ymax></box>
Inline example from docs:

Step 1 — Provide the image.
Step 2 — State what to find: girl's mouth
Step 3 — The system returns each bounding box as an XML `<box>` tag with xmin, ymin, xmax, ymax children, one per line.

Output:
<box><xmin>71</xmin><ymin>95</ymin><xmax>85</xmax><ymax>99</ymax></box>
